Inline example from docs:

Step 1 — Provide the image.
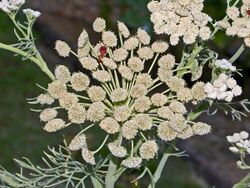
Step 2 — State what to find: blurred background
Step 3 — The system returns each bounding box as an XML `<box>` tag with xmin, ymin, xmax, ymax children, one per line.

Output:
<box><xmin>0</xmin><ymin>0</ymin><xmax>250</xmax><ymax>187</ymax></box>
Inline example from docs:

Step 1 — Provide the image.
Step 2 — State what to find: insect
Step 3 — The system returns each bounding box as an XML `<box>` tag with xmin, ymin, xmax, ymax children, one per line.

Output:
<box><xmin>247</xmin><ymin>9</ymin><xmax>250</xmax><ymax>16</ymax></box>
<box><xmin>98</xmin><ymin>46</ymin><xmax>107</xmax><ymax>64</ymax></box>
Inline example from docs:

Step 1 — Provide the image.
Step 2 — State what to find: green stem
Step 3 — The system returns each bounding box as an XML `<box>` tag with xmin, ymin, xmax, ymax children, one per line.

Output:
<box><xmin>0</xmin><ymin>42</ymin><xmax>55</xmax><ymax>80</ymax></box>
<box><xmin>147</xmin><ymin>152</ymin><xmax>170</xmax><ymax>188</ymax></box>
<box><xmin>90</xmin><ymin>176</ymin><xmax>104</xmax><ymax>188</ymax></box>
<box><xmin>105</xmin><ymin>158</ymin><xmax>117</xmax><ymax>188</ymax></box>
<box><xmin>228</xmin><ymin>44</ymin><xmax>245</xmax><ymax>63</ymax></box>
<box><xmin>94</xmin><ymin>135</ymin><xmax>109</xmax><ymax>154</ymax></box>
<box><xmin>10</xmin><ymin>16</ymin><xmax>27</xmax><ymax>37</ymax></box>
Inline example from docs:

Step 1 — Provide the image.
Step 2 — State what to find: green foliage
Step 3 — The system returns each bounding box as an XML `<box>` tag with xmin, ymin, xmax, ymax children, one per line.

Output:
<box><xmin>214</xmin><ymin>99</ymin><xmax>250</xmax><ymax>121</ymax></box>
<box><xmin>233</xmin><ymin>173</ymin><xmax>250</xmax><ymax>188</ymax></box>
<box><xmin>0</xmin><ymin>144</ymin><xmax>90</xmax><ymax>188</ymax></box>
<box><xmin>118</xmin><ymin>0</ymin><xmax>151</xmax><ymax>29</ymax></box>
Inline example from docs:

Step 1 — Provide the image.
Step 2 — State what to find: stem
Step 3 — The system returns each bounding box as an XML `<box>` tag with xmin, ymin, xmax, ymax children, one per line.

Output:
<box><xmin>105</xmin><ymin>158</ymin><xmax>117</xmax><ymax>188</ymax></box>
<box><xmin>148</xmin><ymin>53</ymin><xmax>159</xmax><ymax>74</ymax></box>
<box><xmin>0</xmin><ymin>42</ymin><xmax>55</xmax><ymax>80</ymax></box>
<box><xmin>91</xmin><ymin>176</ymin><xmax>104</xmax><ymax>188</ymax></box>
<box><xmin>10</xmin><ymin>16</ymin><xmax>27</xmax><ymax>37</ymax></box>
<box><xmin>94</xmin><ymin>135</ymin><xmax>109</xmax><ymax>154</ymax></box>
<box><xmin>228</xmin><ymin>44</ymin><xmax>245</xmax><ymax>63</ymax></box>
<box><xmin>147</xmin><ymin>152</ymin><xmax>170</xmax><ymax>188</ymax></box>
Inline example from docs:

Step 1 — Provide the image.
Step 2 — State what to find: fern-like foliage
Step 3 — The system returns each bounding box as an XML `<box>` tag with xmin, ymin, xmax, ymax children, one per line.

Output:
<box><xmin>0</xmin><ymin>143</ymin><xmax>108</xmax><ymax>188</ymax></box>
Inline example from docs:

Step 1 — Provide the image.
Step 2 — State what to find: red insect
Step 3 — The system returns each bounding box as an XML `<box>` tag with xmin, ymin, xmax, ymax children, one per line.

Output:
<box><xmin>247</xmin><ymin>9</ymin><xmax>250</xmax><ymax>16</ymax></box>
<box><xmin>98</xmin><ymin>46</ymin><xmax>107</xmax><ymax>64</ymax></box>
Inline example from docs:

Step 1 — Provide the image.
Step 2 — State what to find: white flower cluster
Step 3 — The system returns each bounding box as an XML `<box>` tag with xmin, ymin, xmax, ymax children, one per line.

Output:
<box><xmin>31</xmin><ymin>18</ymin><xmax>212</xmax><ymax>168</ymax></box>
<box><xmin>23</xmin><ymin>8</ymin><xmax>41</xmax><ymax>18</ymax></box>
<box><xmin>214</xmin><ymin>59</ymin><xmax>236</xmax><ymax>72</ymax></box>
<box><xmin>0</xmin><ymin>0</ymin><xmax>25</xmax><ymax>13</ymax></box>
<box><xmin>204</xmin><ymin>73</ymin><xmax>242</xmax><ymax>102</ymax></box>
<box><xmin>225</xmin><ymin>0</ymin><xmax>250</xmax><ymax>47</ymax></box>
<box><xmin>147</xmin><ymin>0</ymin><xmax>212</xmax><ymax>45</ymax></box>
<box><xmin>227</xmin><ymin>131</ymin><xmax>250</xmax><ymax>154</ymax></box>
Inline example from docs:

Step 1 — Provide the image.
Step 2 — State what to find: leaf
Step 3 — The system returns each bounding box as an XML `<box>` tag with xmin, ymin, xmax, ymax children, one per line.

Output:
<box><xmin>191</xmin><ymin>65</ymin><xmax>203</xmax><ymax>81</ymax></box>
<box><xmin>233</xmin><ymin>172</ymin><xmax>250</xmax><ymax>188</ymax></box>
<box><xmin>187</xmin><ymin>102</ymin><xmax>210</xmax><ymax>121</ymax></box>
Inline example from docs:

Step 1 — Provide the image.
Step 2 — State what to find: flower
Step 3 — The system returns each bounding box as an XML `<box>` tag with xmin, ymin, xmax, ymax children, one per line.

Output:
<box><xmin>80</xmin><ymin>57</ymin><xmax>99</xmax><ymax>71</ymax></box>
<box><xmin>157</xmin><ymin>106</ymin><xmax>174</xmax><ymax>120</ymax></box>
<box><xmin>71</xmin><ymin>72</ymin><xmax>90</xmax><ymax>92</ymax></box>
<box><xmin>69</xmin><ymin>134</ymin><xmax>87</xmax><ymax>151</ymax></box>
<box><xmin>55</xmin><ymin>40</ymin><xmax>71</xmax><ymax>57</ymax></box>
<box><xmin>39</xmin><ymin>108</ymin><xmax>58</xmax><ymax>122</ymax></box>
<box><xmin>133</xmin><ymin>114</ymin><xmax>152</xmax><ymax>131</ymax></box>
<box><xmin>23</xmin><ymin>9</ymin><xmax>41</xmax><ymax>18</ymax></box>
<box><xmin>204</xmin><ymin>73</ymin><xmax>242</xmax><ymax>102</ymax></box>
<box><xmin>68</xmin><ymin>104</ymin><xmax>86</xmax><ymax>124</ymax></box>
<box><xmin>102</xmin><ymin>31</ymin><xmax>118</xmax><ymax>47</ymax></box>
<box><xmin>134</xmin><ymin>96</ymin><xmax>151</xmax><ymax>112</ymax></box>
<box><xmin>128</xmin><ymin>57</ymin><xmax>144</xmax><ymax>72</ymax></box>
<box><xmin>169</xmin><ymin>101</ymin><xmax>187</xmax><ymax>114</ymax></box>
<box><xmin>118</xmin><ymin>21</ymin><xmax>130</xmax><ymax>38</ymax></box>
<box><xmin>124</xmin><ymin>37</ymin><xmax>139</xmax><ymax>50</ymax></box>
<box><xmin>157</xmin><ymin>67</ymin><xmax>173</xmax><ymax>82</ymax></box>
<box><xmin>151</xmin><ymin>41</ymin><xmax>169</xmax><ymax>53</ymax></box>
<box><xmin>87</xmin><ymin>102</ymin><xmax>106</xmax><ymax>122</ymax></box>
<box><xmin>139</xmin><ymin>140</ymin><xmax>158</xmax><ymax>160</ymax></box>
<box><xmin>148</xmin><ymin>0</ymin><xmax>211</xmax><ymax>45</ymax></box>
<box><xmin>122</xmin><ymin>120</ymin><xmax>138</xmax><ymax>140</ymax></box>
<box><xmin>151</xmin><ymin>93</ymin><xmax>168</xmax><ymax>107</ymax></box>
<box><xmin>191</xmin><ymin>82</ymin><xmax>207</xmax><ymax>101</ymax></box>
<box><xmin>192</xmin><ymin>122</ymin><xmax>211</xmax><ymax>135</ymax></box>
<box><xmin>47</xmin><ymin>80</ymin><xmax>67</xmax><ymax>99</ymax></box>
<box><xmin>112</xmin><ymin>48</ymin><xmax>128</xmax><ymax>62</ymax></box>
<box><xmin>32</xmin><ymin>17</ymin><xmax>228</xmax><ymax>169</ymax></box>
<box><xmin>0</xmin><ymin>0</ymin><xmax>25</xmax><ymax>13</ymax></box>
<box><xmin>102</xmin><ymin>57</ymin><xmax>117</xmax><ymax>69</ymax></box>
<box><xmin>87</xmin><ymin>86</ymin><xmax>106</xmax><ymax>102</ymax></box>
<box><xmin>227</xmin><ymin>131</ymin><xmax>250</xmax><ymax>156</ymax></box>
<box><xmin>166</xmin><ymin>76</ymin><xmax>186</xmax><ymax>92</ymax></box>
<box><xmin>158</xmin><ymin>121</ymin><xmax>177</xmax><ymax>141</ymax></box>
<box><xmin>118</xmin><ymin>65</ymin><xmax>133</xmax><ymax>80</ymax></box>
<box><xmin>178</xmin><ymin>127</ymin><xmax>194</xmax><ymax>140</ymax></box>
<box><xmin>199</xmin><ymin>26</ymin><xmax>211</xmax><ymax>40</ymax></box>
<box><xmin>36</xmin><ymin>94</ymin><xmax>54</xmax><ymax>105</ymax></box>
<box><xmin>227</xmin><ymin>7</ymin><xmax>240</xmax><ymax>20</ymax></box>
<box><xmin>225</xmin><ymin>1</ymin><xmax>250</xmax><ymax>47</ymax></box>
<box><xmin>131</xmin><ymin>84</ymin><xmax>147</xmax><ymax>98</ymax></box>
<box><xmin>43</xmin><ymin>118</ymin><xmax>67</xmax><ymax>132</ymax></box>
<box><xmin>81</xmin><ymin>148</ymin><xmax>96</xmax><ymax>165</ymax></box>
<box><xmin>93</xmin><ymin>18</ymin><xmax>106</xmax><ymax>33</ymax></box>
<box><xmin>136</xmin><ymin>73</ymin><xmax>153</xmax><ymax>88</ymax></box>
<box><xmin>114</xmin><ymin>106</ymin><xmax>131</xmax><ymax>122</ymax></box>
<box><xmin>54</xmin><ymin>65</ymin><xmax>71</xmax><ymax>83</ymax></box>
<box><xmin>110</xmin><ymin>88</ymin><xmax>128</xmax><ymax>102</ymax></box>
<box><xmin>214</xmin><ymin>59</ymin><xmax>236</xmax><ymax>72</ymax></box>
<box><xmin>137</xmin><ymin>47</ymin><xmax>154</xmax><ymax>60</ymax></box>
<box><xmin>59</xmin><ymin>93</ymin><xmax>79</xmax><ymax>109</ymax></box>
<box><xmin>158</xmin><ymin>54</ymin><xmax>175</xmax><ymax>70</ymax></box>
<box><xmin>108</xmin><ymin>142</ymin><xmax>127</xmax><ymax>158</ymax></box>
<box><xmin>176</xmin><ymin>88</ymin><xmax>193</xmax><ymax>102</ymax></box>
<box><xmin>137</xmin><ymin>28</ymin><xmax>151</xmax><ymax>45</ymax></box>
<box><xmin>121</xmin><ymin>157</ymin><xmax>142</xmax><ymax>168</ymax></box>
<box><xmin>100</xmin><ymin>117</ymin><xmax>120</xmax><ymax>134</ymax></box>
<box><xmin>92</xmin><ymin>70</ymin><xmax>111</xmax><ymax>83</ymax></box>
<box><xmin>169</xmin><ymin>114</ymin><xmax>187</xmax><ymax>132</ymax></box>
<box><xmin>232</xmin><ymin>85</ymin><xmax>242</xmax><ymax>96</ymax></box>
